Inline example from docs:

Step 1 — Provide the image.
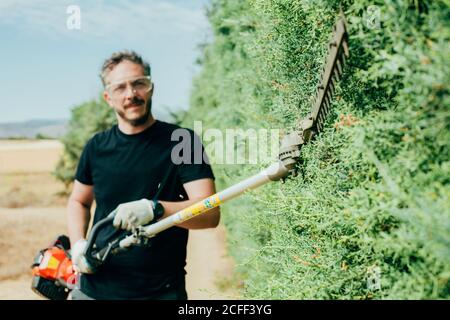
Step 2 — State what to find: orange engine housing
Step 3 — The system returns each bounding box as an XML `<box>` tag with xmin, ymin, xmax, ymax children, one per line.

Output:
<box><xmin>32</xmin><ymin>247</ymin><xmax>76</xmax><ymax>285</ymax></box>
<box><xmin>31</xmin><ymin>235</ymin><xmax>77</xmax><ymax>300</ymax></box>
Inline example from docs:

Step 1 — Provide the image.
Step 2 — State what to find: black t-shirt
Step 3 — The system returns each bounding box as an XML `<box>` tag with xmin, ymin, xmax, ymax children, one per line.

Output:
<box><xmin>74</xmin><ymin>120</ymin><xmax>214</xmax><ymax>299</ymax></box>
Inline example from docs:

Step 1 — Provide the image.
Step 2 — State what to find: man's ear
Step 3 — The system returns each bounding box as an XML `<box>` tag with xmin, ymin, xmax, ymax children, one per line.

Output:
<box><xmin>149</xmin><ymin>82</ymin><xmax>154</xmax><ymax>98</ymax></box>
<box><xmin>103</xmin><ymin>91</ymin><xmax>114</xmax><ymax>108</ymax></box>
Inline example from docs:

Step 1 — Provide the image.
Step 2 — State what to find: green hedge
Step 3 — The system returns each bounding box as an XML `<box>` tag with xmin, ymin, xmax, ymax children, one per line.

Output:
<box><xmin>185</xmin><ymin>0</ymin><xmax>449</xmax><ymax>299</ymax></box>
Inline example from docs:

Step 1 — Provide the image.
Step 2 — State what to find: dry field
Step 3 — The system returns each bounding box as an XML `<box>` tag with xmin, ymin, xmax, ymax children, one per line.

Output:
<box><xmin>0</xmin><ymin>139</ymin><xmax>238</xmax><ymax>300</ymax></box>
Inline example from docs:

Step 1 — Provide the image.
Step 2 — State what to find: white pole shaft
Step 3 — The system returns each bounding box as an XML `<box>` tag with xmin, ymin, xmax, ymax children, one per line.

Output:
<box><xmin>119</xmin><ymin>162</ymin><xmax>288</xmax><ymax>248</ymax></box>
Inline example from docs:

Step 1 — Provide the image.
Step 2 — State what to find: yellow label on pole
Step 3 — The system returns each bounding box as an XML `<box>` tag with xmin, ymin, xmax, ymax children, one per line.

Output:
<box><xmin>178</xmin><ymin>195</ymin><xmax>221</xmax><ymax>222</ymax></box>
<box><xmin>203</xmin><ymin>195</ymin><xmax>221</xmax><ymax>209</ymax></box>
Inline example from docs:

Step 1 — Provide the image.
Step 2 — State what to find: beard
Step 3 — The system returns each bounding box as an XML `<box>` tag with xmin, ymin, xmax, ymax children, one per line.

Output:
<box><xmin>116</xmin><ymin>97</ymin><xmax>152</xmax><ymax>127</ymax></box>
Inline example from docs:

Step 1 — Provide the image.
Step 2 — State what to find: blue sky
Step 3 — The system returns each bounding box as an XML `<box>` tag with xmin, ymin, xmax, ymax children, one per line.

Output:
<box><xmin>0</xmin><ymin>0</ymin><xmax>211</xmax><ymax>123</ymax></box>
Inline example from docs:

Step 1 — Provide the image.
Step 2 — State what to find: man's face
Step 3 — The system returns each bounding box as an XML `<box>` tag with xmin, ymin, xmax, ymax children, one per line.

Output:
<box><xmin>103</xmin><ymin>60</ymin><xmax>153</xmax><ymax>126</ymax></box>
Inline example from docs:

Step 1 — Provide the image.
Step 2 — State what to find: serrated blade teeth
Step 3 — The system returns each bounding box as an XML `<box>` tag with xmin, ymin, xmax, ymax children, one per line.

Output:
<box><xmin>302</xmin><ymin>17</ymin><xmax>348</xmax><ymax>136</ymax></box>
<box><xmin>340</xmin><ymin>51</ymin><xmax>347</xmax><ymax>67</ymax></box>
<box><xmin>329</xmin><ymin>80</ymin><xmax>335</xmax><ymax>97</ymax></box>
<box><xmin>323</xmin><ymin>100</ymin><xmax>330</xmax><ymax>113</ymax></box>
<box><xmin>342</xmin><ymin>40</ymin><xmax>349</xmax><ymax>57</ymax></box>
<box><xmin>336</xmin><ymin>59</ymin><xmax>343</xmax><ymax>76</ymax></box>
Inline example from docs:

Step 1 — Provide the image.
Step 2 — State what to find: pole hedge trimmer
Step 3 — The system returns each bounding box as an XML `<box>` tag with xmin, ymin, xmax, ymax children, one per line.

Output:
<box><xmin>31</xmin><ymin>15</ymin><xmax>349</xmax><ymax>300</ymax></box>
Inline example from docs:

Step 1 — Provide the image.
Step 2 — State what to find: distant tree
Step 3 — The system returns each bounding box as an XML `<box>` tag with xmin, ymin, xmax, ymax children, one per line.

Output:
<box><xmin>168</xmin><ymin>109</ymin><xmax>188</xmax><ymax>126</ymax></box>
<box><xmin>35</xmin><ymin>133</ymin><xmax>50</xmax><ymax>140</ymax></box>
<box><xmin>53</xmin><ymin>95</ymin><xmax>116</xmax><ymax>190</ymax></box>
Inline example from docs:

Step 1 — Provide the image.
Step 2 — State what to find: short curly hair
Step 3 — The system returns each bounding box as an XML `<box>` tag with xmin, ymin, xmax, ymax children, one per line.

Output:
<box><xmin>100</xmin><ymin>50</ymin><xmax>151</xmax><ymax>86</ymax></box>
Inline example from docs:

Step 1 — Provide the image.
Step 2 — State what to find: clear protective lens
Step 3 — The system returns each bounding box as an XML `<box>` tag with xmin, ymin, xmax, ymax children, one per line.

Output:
<box><xmin>107</xmin><ymin>76</ymin><xmax>152</xmax><ymax>96</ymax></box>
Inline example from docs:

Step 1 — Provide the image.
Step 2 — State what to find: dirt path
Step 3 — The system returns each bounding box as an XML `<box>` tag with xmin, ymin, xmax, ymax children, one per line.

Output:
<box><xmin>0</xmin><ymin>207</ymin><xmax>67</xmax><ymax>300</ymax></box>
<box><xmin>186</xmin><ymin>225</ymin><xmax>238</xmax><ymax>299</ymax></box>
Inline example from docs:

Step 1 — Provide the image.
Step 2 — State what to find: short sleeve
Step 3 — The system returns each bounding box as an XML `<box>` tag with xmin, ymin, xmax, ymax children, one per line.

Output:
<box><xmin>75</xmin><ymin>139</ymin><xmax>94</xmax><ymax>185</ymax></box>
<box><xmin>176</xmin><ymin>130</ymin><xmax>215</xmax><ymax>184</ymax></box>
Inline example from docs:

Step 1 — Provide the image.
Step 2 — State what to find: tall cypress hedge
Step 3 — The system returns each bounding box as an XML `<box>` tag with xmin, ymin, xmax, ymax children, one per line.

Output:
<box><xmin>185</xmin><ymin>0</ymin><xmax>449</xmax><ymax>299</ymax></box>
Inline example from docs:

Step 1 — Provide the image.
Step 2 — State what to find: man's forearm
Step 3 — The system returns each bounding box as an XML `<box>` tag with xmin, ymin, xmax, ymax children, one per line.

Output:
<box><xmin>67</xmin><ymin>199</ymin><xmax>91</xmax><ymax>246</ymax></box>
<box><xmin>159</xmin><ymin>199</ymin><xmax>220</xmax><ymax>229</ymax></box>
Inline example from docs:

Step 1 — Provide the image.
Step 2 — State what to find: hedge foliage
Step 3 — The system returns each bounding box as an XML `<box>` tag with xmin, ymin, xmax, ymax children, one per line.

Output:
<box><xmin>185</xmin><ymin>0</ymin><xmax>449</xmax><ymax>299</ymax></box>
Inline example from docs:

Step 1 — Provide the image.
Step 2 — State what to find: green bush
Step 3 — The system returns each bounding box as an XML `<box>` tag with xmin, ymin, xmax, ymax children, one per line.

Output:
<box><xmin>186</xmin><ymin>0</ymin><xmax>449</xmax><ymax>299</ymax></box>
<box><xmin>53</xmin><ymin>96</ymin><xmax>116</xmax><ymax>189</ymax></box>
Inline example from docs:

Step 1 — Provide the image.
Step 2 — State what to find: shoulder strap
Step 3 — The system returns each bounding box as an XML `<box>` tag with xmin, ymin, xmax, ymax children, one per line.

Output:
<box><xmin>152</xmin><ymin>163</ymin><xmax>175</xmax><ymax>201</ymax></box>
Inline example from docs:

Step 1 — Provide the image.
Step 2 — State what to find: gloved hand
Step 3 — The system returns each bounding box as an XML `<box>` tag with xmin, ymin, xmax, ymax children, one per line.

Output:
<box><xmin>71</xmin><ymin>239</ymin><xmax>95</xmax><ymax>274</ymax></box>
<box><xmin>113</xmin><ymin>198</ymin><xmax>155</xmax><ymax>231</ymax></box>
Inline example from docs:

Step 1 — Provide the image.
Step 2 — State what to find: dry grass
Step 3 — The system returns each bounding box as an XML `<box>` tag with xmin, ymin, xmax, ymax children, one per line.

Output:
<box><xmin>0</xmin><ymin>139</ymin><xmax>66</xmax><ymax>208</ymax></box>
<box><xmin>0</xmin><ymin>173</ymin><xmax>66</xmax><ymax>208</ymax></box>
<box><xmin>0</xmin><ymin>139</ymin><xmax>68</xmax><ymax>299</ymax></box>
<box><xmin>0</xmin><ymin>140</ymin><xmax>62</xmax><ymax>174</ymax></box>
<box><xmin>0</xmin><ymin>207</ymin><xmax>67</xmax><ymax>281</ymax></box>
<box><xmin>0</xmin><ymin>207</ymin><xmax>67</xmax><ymax>300</ymax></box>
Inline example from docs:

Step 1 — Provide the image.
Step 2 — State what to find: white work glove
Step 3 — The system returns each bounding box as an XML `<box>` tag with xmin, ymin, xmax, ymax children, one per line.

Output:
<box><xmin>71</xmin><ymin>239</ymin><xmax>95</xmax><ymax>274</ymax></box>
<box><xmin>113</xmin><ymin>198</ymin><xmax>155</xmax><ymax>231</ymax></box>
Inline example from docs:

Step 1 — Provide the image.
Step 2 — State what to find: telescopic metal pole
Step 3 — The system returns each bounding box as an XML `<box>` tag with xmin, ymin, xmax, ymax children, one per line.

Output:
<box><xmin>119</xmin><ymin>161</ymin><xmax>291</xmax><ymax>248</ymax></box>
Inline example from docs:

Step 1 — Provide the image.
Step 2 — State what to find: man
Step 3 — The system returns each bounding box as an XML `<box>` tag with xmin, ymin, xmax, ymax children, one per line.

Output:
<box><xmin>67</xmin><ymin>50</ymin><xmax>220</xmax><ymax>300</ymax></box>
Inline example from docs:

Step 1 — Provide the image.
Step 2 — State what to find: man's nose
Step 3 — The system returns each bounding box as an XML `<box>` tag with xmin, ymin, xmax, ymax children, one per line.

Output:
<box><xmin>124</xmin><ymin>84</ymin><xmax>137</xmax><ymax>99</ymax></box>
